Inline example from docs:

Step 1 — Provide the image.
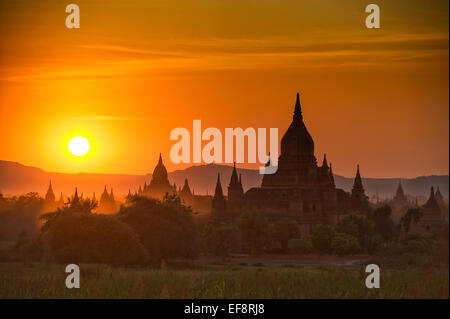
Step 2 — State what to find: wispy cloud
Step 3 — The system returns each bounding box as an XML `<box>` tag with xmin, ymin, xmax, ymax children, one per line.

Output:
<box><xmin>76</xmin><ymin>116</ymin><xmax>163</xmax><ymax>121</ymax></box>
<box><xmin>0</xmin><ymin>31</ymin><xmax>447</xmax><ymax>82</ymax></box>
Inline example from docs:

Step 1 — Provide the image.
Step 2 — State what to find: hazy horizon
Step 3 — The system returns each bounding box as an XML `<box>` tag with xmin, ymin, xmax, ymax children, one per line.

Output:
<box><xmin>1</xmin><ymin>158</ymin><xmax>449</xmax><ymax>180</ymax></box>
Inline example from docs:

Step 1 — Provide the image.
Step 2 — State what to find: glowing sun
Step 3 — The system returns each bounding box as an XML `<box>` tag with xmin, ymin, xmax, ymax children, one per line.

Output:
<box><xmin>68</xmin><ymin>136</ymin><xmax>90</xmax><ymax>156</ymax></box>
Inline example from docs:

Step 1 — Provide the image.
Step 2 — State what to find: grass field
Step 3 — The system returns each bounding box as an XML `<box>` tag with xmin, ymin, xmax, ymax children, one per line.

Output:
<box><xmin>0</xmin><ymin>262</ymin><xmax>448</xmax><ymax>298</ymax></box>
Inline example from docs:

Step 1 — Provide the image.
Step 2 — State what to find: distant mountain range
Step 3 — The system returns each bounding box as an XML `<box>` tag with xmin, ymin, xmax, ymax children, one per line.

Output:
<box><xmin>0</xmin><ymin>160</ymin><xmax>448</xmax><ymax>201</ymax></box>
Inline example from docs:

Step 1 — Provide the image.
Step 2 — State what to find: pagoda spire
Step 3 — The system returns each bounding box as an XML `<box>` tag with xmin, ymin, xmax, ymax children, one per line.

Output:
<box><xmin>435</xmin><ymin>186</ymin><xmax>445</xmax><ymax>208</ymax></box>
<box><xmin>101</xmin><ymin>185</ymin><xmax>110</xmax><ymax>200</ymax></box>
<box><xmin>424</xmin><ymin>186</ymin><xmax>439</xmax><ymax>208</ymax></box>
<box><xmin>58</xmin><ymin>192</ymin><xmax>64</xmax><ymax>206</ymax></box>
<box><xmin>352</xmin><ymin>164</ymin><xmax>365</xmax><ymax>196</ymax></box>
<box><xmin>322</xmin><ymin>153</ymin><xmax>328</xmax><ymax>168</ymax></box>
<box><xmin>214</xmin><ymin>173</ymin><xmax>224</xmax><ymax>200</ymax></box>
<box><xmin>293</xmin><ymin>92</ymin><xmax>303</xmax><ymax>123</ymax></box>
<box><xmin>158</xmin><ymin>153</ymin><xmax>163</xmax><ymax>165</ymax></box>
<box><xmin>329</xmin><ymin>163</ymin><xmax>335</xmax><ymax>187</ymax></box>
<box><xmin>395</xmin><ymin>179</ymin><xmax>405</xmax><ymax>200</ymax></box>
<box><xmin>45</xmin><ymin>180</ymin><xmax>55</xmax><ymax>202</ymax></box>
<box><xmin>229</xmin><ymin>162</ymin><xmax>239</xmax><ymax>187</ymax></box>
<box><xmin>72</xmin><ymin>187</ymin><xmax>80</xmax><ymax>205</ymax></box>
<box><xmin>181</xmin><ymin>178</ymin><xmax>192</xmax><ymax>195</ymax></box>
<box><xmin>212</xmin><ymin>173</ymin><xmax>227</xmax><ymax>221</ymax></box>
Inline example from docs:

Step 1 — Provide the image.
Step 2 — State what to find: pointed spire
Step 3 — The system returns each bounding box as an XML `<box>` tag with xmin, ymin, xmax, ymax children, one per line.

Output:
<box><xmin>212</xmin><ymin>173</ymin><xmax>227</xmax><ymax>218</ymax></box>
<box><xmin>424</xmin><ymin>186</ymin><xmax>439</xmax><ymax>209</ymax></box>
<box><xmin>352</xmin><ymin>164</ymin><xmax>365</xmax><ymax>197</ymax></box>
<box><xmin>322</xmin><ymin>154</ymin><xmax>328</xmax><ymax>168</ymax></box>
<box><xmin>329</xmin><ymin>163</ymin><xmax>335</xmax><ymax>187</ymax></box>
<box><xmin>435</xmin><ymin>186</ymin><xmax>445</xmax><ymax>208</ymax></box>
<box><xmin>293</xmin><ymin>92</ymin><xmax>303</xmax><ymax>123</ymax></box>
<box><xmin>158</xmin><ymin>153</ymin><xmax>163</xmax><ymax>165</ymax></box>
<box><xmin>45</xmin><ymin>179</ymin><xmax>55</xmax><ymax>201</ymax></box>
<box><xmin>56</xmin><ymin>192</ymin><xmax>64</xmax><ymax>208</ymax></box>
<box><xmin>435</xmin><ymin>186</ymin><xmax>443</xmax><ymax>199</ymax></box>
<box><xmin>72</xmin><ymin>187</ymin><xmax>79</xmax><ymax>203</ymax></box>
<box><xmin>229</xmin><ymin>162</ymin><xmax>239</xmax><ymax>186</ymax></box>
<box><xmin>429</xmin><ymin>186</ymin><xmax>435</xmax><ymax>200</ymax></box>
<box><xmin>101</xmin><ymin>185</ymin><xmax>110</xmax><ymax>202</ymax></box>
<box><xmin>395</xmin><ymin>179</ymin><xmax>405</xmax><ymax>200</ymax></box>
<box><xmin>110</xmin><ymin>188</ymin><xmax>115</xmax><ymax>201</ymax></box>
<box><xmin>214</xmin><ymin>173</ymin><xmax>224</xmax><ymax>199</ymax></box>
<box><xmin>181</xmin><ymin>178</ymin><xmax>192</xmax><ymax>195</ymax></box>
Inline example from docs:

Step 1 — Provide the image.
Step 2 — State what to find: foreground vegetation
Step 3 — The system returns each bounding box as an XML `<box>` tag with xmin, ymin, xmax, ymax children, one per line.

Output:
<box><xmin>0</xmin><ymin>192</ymin><xmax>448</xmax><ymax>299</ymax></box>
<box><xmin>0</xmin><ymin>262</ymin><xmax>447</xmax><ymax>299</ymax></box>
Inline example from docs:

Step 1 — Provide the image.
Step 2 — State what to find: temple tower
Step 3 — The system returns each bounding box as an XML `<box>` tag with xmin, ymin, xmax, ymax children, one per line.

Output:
<box><xmin>228</xmin><ymin>163</ymin><xmax>244</xmax><ymax>202</ymax></box>
<box><xmin>146</xmin><ymin>153</ymin><xmax>174</xmax><ymax>199</ymax></box>
<box><xmin>43</xmin><ymin>180</ymin><xmax>57</xmax><ymax>212</ymax></box>
<box><xmin>212</xmin><ymin>173</ymin><xmax>227</xmax><ymax>222</ymax></box>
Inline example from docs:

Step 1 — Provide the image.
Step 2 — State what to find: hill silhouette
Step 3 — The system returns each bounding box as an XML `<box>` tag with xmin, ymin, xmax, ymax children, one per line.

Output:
<box><xmin>0</xmin><ymin>160</ymin><xmax>448</xmax><ymax>201</ymax></box>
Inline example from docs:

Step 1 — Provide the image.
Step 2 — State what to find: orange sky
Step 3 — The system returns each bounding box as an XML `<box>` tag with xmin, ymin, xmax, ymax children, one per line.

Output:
<box><xmin>0</xmin><ymin>0</ymin><xmax>448</xmax><ymax>178</ymax></box>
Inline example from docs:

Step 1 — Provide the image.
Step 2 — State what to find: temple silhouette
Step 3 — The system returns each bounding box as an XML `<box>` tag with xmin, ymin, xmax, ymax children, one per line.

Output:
<box><xmin>132</xmin><ymin>93</ymin><xmax>447</xmax><ymax>235</ymax></box>
<box><xmin>211</xmin><ymin>93</ymin><xmax>369</xmax><ymax>235</ymax></box>
<box><xmin>41</xmin><ymin>93</ymin><xmax>447</xmax><ymax>236</ymax></box>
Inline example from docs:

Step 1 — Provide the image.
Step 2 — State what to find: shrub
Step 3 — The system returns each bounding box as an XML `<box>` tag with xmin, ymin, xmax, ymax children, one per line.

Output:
<box><xmin>117</xmin><ymin>195</ymin><xmax>199</xmax><ymax>263</ymax></box>
<box><xmin>201</xmin><ymin>222</ymin><xmax>241</xmax><ymax>257</ymax></box>
<box><xmin>311</xmin><ymin>224</ymin><xmax>335</xmax><ymax>254</ymax></box>
<box><xmin>332</xmin><ymin>232</ymin><xmax>360</xmax><ymax>256</ymax></box>
<box><xmin>266</xmin><ymin>240</ymin><xmax>283</xmax><ymax>254</ymax></box>
<box><xmin>288</xmin><ymin>237</ymin><xmax>314</xmax><ymax>254</ymax></box>
<box><xmin>0</xmin><ymin>193</ymin><xmax>43</xmax><ymax>241</ymax></box>
<box><xmin>402</xmin><ymin>235</ymin><xmax>434</xmax><ymax>254</ymax></box>
<box><xmin>42</xmin><ymin>211</ymin><xmax>148</xmax><ymax>265</ymax></box>
<box><xmin>239</xmin><ymin>210</ymin><xmax>269</xmax><ymax>255</ymax></box>
<box><xmin>335</xmin><ymin>213</ymin><xmax>373</xmax><ymax>251</ymax></box>
<box><xmin>269</xmin><ymin>219</ymin><xmax>300</xmax><ymax>251</ymax></box>
<box><xmin>14</xmin><ymin>232</ymin><xmax>43</xmax><ymax>262</ymax></box>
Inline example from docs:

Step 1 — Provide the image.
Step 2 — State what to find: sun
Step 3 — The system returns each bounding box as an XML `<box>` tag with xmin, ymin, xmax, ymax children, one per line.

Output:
<box><xmin>68</xmin><ymin>136</ymin><xmax>90</xmax><ymax>156</ymax></box>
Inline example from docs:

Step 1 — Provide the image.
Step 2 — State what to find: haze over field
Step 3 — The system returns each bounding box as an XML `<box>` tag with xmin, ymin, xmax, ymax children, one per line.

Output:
<box><xmin>0</xmin><ymin>160</ymin><xmax>447</xmax><ymax>201</ymax></box>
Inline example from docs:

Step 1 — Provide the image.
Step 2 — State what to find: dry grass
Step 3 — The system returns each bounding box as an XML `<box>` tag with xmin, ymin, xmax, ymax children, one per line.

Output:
<box><xmin>0</xmin><ymin>262</ymin><xmax>448</xmax><ymax>299</ymax></box>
